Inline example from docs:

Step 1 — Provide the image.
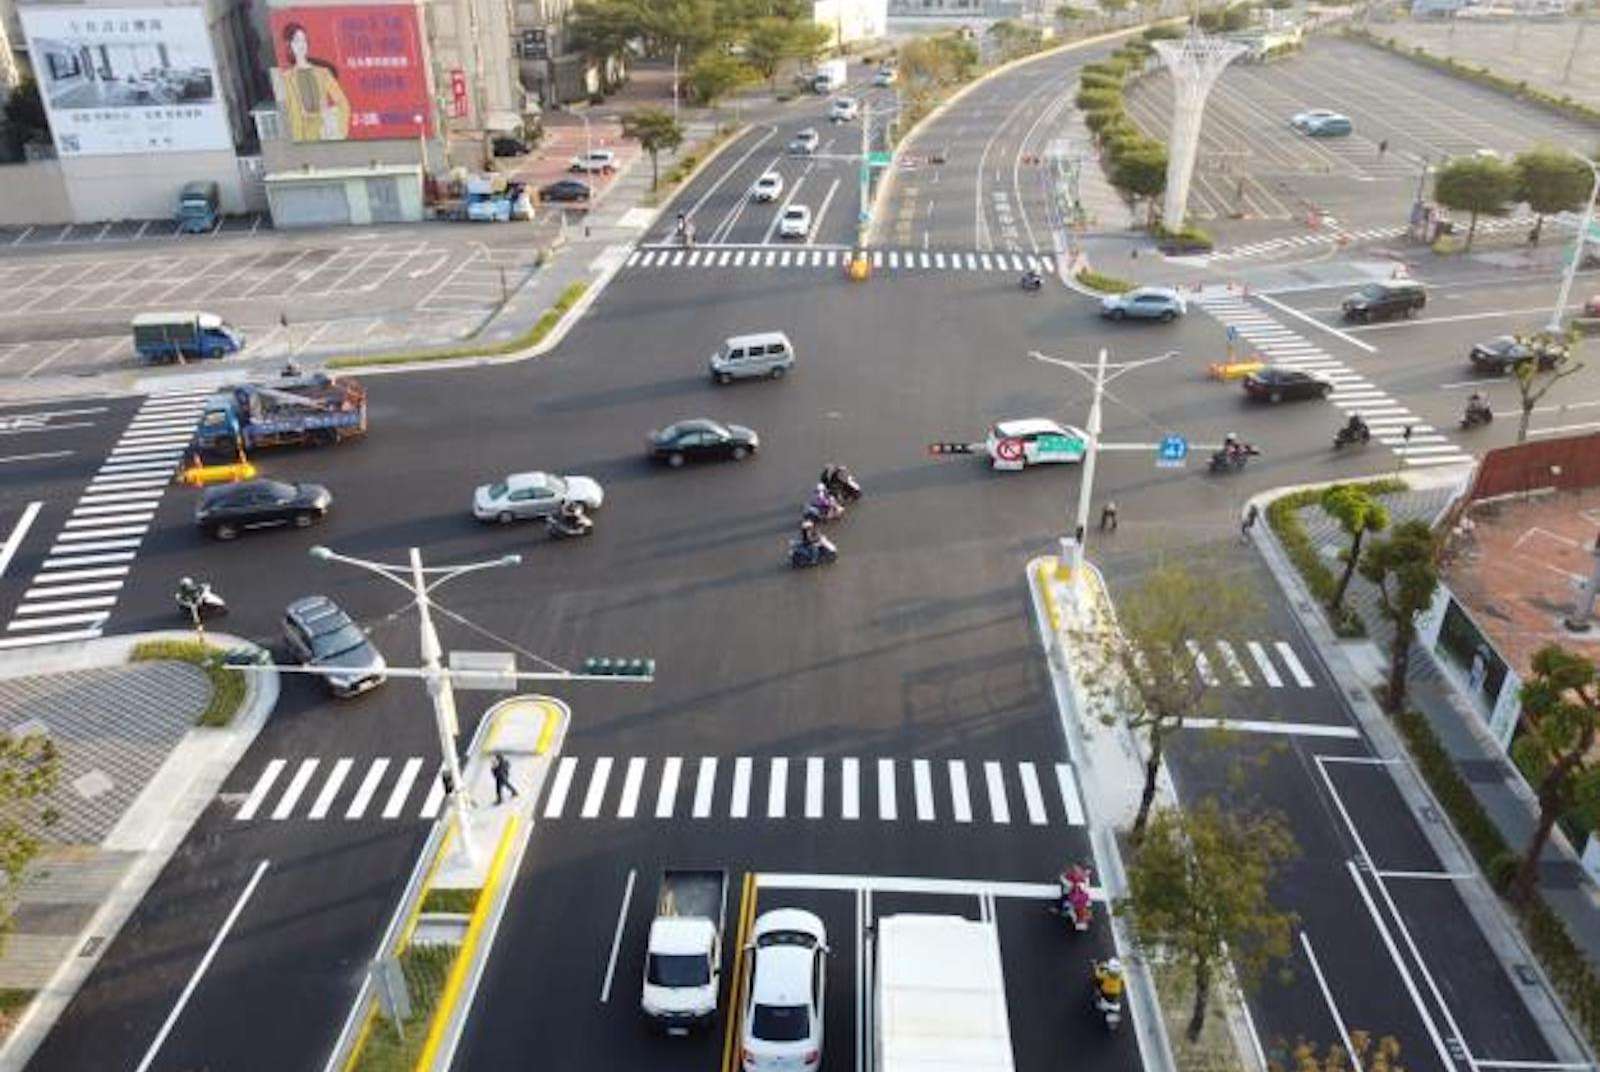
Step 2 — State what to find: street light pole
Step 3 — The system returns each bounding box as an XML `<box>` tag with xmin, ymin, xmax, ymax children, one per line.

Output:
<box><xmin>1032</xmin><ymin>348</ymin><xmax>1179</xmax><ymax>586</ymax></box>
<box><xmin>1546</xmin><ymin>152</ymin><xmax>1600</xmax><ymax>335</ymax></box>
<box><xmin>311</xmin><ymin>545</ymin><xmax>521</xmax><ymax>864</ymax></box>
<box><xmin>858</xmin><ymin>98</ymin><xmax>871</xmax><ymax>247</ymax></box>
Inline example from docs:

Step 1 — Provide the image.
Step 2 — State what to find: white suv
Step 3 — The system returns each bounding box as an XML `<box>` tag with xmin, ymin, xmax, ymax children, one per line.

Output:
<box><xmin>752</xmin><ymin>172</ymin><xmax>784</xmax><ymax>202</ymax></box>
<box><xmin>778</xmin><ymin>205</ymin><xmax>811</xmax><ymax>239</ymax></box>
<box><xmin>741</xmin><ymin>910</ymin><xmax>827</xmax><ymax>1071</ymax></box>
<box><xmin>829</xmin><ymin>97</ymin><xmax>858</xmax><ymax>122</ymax></box>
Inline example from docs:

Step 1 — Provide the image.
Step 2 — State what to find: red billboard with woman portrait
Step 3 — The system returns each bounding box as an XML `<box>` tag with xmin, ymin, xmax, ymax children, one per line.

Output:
<box><xmin>270</xmin><ymin>5</ymin><xmax>429</xmax><ymax>141</ymax></box>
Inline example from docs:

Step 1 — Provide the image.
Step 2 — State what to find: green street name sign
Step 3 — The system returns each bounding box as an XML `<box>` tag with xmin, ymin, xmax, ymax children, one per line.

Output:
<box><xmin>867</xmin><ymin>151</ymin><xmax>893</xmax><ymax>168</ymax></box>
<box><xmin>1038</xmin><ymin>433</ymin><xmax>1086</xmax><ymax>457</ymax></box>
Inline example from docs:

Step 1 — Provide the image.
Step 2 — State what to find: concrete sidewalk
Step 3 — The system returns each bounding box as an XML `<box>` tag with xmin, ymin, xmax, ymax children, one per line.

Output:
<box><xmin>0</xmin><ymin>631</ymin><xmax>277</xmax><ymax>1071</ymax></box>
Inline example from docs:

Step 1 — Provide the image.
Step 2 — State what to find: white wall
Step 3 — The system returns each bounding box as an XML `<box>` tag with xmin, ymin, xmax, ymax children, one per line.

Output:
<box><xmin>60</xmin><ymin>148</ymin><xmax>245</xmax><ymax>220</ymax></box>
<box><xmin>0</xmin><ymin>159</ymin><xmax>73</xmax><ymax>224</ymax></box>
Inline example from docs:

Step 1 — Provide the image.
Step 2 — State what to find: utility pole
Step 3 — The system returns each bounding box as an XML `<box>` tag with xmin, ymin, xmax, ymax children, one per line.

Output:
<box><xmin>1567</xmin><ymin>530</ymin><xmax>1600</xmax><ymax>633</ymax></box>
<box><xmin>858</xmin><ymin>98</ymin><xmax>871</xmax><ymax>247</ymax></box>
<box><xmin>1031</xmin><ymin>348</ymin><xmax>1179</xmax><ymax>586</ymax></box>
<box><xmin>1546</xmin><ymin>151</ymin><xmax>1599</xmax><ymax>335</ymax></box>
<box><xmin>672</xmin><ymin>43</ymin><xmax>681</xmax><ymax>123</ymax></box>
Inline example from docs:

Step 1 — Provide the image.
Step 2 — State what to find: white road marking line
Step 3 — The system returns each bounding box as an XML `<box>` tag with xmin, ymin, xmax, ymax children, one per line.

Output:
<box><xmin>77</xmin><ymin>489</ymin><xmax>164</xmax><ymax>506</ymax></box>
<box><xmin>581</xmin><ymin>756</ymin><xmax>614</xmax><ymax>818</ymax></box>
<box><xmin>382</xmin><ymin>758</ymin><xmax>423</xmax><ymax>819</ymax></box>
<box><xmin>55</xmin><ymin>525</ymin><xmax>148</xmax><ymax>542</ymax></box>
<box><xmin>345</xmin><ymin>761</ymin><xmax>388</xmax><ymax>819</ymax></box>
<box><xmin>618</xmin><ymin>757</ymin><xmax>646</xmax><ymax>818</ymax></box>
<box><xmin>1186</xmin><ymin>639</ymin><xmax>1220</xmax><ymax>686</ymax></box>
<box><xmin>878</xmin><ymin>759</ymin><xmax>897</xmax><ymax>820</ymax></box>
<box><xmin>730</xmin><ymin>757</ymin><xmax>752</xmax><ymax>818</ymax></box>
<box><xmin>41</xmin><ymin>552</ymin><xmax>135</xmax><ymax>570</ymax></box>
<box><xmin>913</xmin><ymin>759</ymin><xmax>934</xmax><ymax>821</ymax></box>
<box><xmin>626</xmin><ymin>251</ymin><xmax>641</xmax><ymax>266</ymax></box>
<box><xmin>806</xmin><ymin>756</ymin><xmax>824</xmax><ymax>819</ymax></box>
<box><xmin>308</xmin><ymin>758</ymin><xmax>353</xmax><ymax>820</ymax></box>
<box><xmin>1184</xmin><ymin>717</ymin><xmax>1360</xmax><ymax>738</ymax></box>
<box><xmin>132</xmin><ymin>859</ymin><xmax>270</xmax><ymax>1072</ymax></box>
<box><xmin>46</xmin><ymin>539</ymin><xmax>143</xmax><ymax>556</ymax></box>
<box><xmin>0</xmin><ymin>502</ymin><xmax>41</xmax><ymax>581</ymax></box>
<box><xmin>1055</xmin><ymin>763</ymin><xmax>1085</xmax><ymax>825</ymax></box>
<box><xmin>63</xmin><ymin>512</ymin><xmax>155</xmax><ymax>529</ymax></box>
<box><xmin>0</xmin><ymin>451</ymin><xmax>72</xmax><ymax>465</ymax></box>
<box><xmin>768</xmin><ymin>757</ymin><xmax>788</xmax><ymax>818</ymax></box>
<box><xmin>235</xmin><ymin>759</ymin><xmax>286</xmax><ymax>820</ymax></box>
<box><xmin>28</xmin><ymin>565</ymin><xmax>128</xmax><ymax>583</ymax></box>
<box><xmin>21</xmin><ymin>581</ymin><xmax>121</xmax><ymax>599</ymax></box>
<box><xmin>419</xmin><ymin>767</ymin><xmax>448</xmax><ymax>818</ymax></box>
<box><xmin>544</xmin><ymin>756</ymin><xmax>577</xmax><ymax>818</ymax></box>
<box><xmin>841</xmin><ymin>757</ymin><xmax>860</xmax><ymax>820</ymax></box>
<box><xmin>270</xmin><ymin>759</ymin><xmax>319</xmax><ymax>820</ymax></box>
<box><xmin>693</xmin><ymin>757</ymin><xmax>717</xmax><ymax>818</ymax></box>
<box><xmin>983</xmin><ymin>761</ymin><xmax>1009</xmax><ymax>824</ymax></box>
<box><xmin>0</xmin><ymin>627</ymin><xmax>103</xmax><ymax>649</ymax></box>
<box><xmin>758</xmin><ymin>873</ymin><xmax>1058</xmax><ymax>898</ymax></box>
<box><xmin>948</xmin><ymin>760</ymin><xmax>972</xmax><ymax>823</ymax></box>
<box><xmin>1275</xmin><ymin>641</ymin><xmax>1316</xmax><ymax>687</ymax></box>
<box><xmin>1255</xmin><ymin>293</ymin><xmax>1377</xmax><ymax>353</ymax></box>
<box><xmin>656</xmin><ymin>756</ymin><xmax>682</xmax><ymax>818</ymax></box>
<box><xmin>6</xmin><ymin>610</ymin><xmax>109</xmax><ymax>631</ymax></box>
<box><xmin>1215</xmin><ymin>640</ymin><xmax>1252</xmax><ymax>685</ymax></box>
<box><xmin>1018</xmin><ymin>762</ymin><xmax>1048</xmax><ymax>825</ymax></box>
<box><xmin>1246</xmin><ymin>641</ymin><xmax>1283</xmax><ymax>687</ymax></box>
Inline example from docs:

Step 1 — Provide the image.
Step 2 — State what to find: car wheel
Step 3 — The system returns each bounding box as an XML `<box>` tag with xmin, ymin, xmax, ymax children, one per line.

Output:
<box><xmin>214</xmin><ymin>522</ymin><xmax>238</xmax><ymax>541</ymax></box>
<box><xmin>293</xmin><ymin>511</ymin><xmax>316</xmax><ymax>528</ymax></box>
<box><xmin>496</xmin><ymin>511</ymin><xmax>514</xmax><ymax>524</ymax></box>
<box><xmin>770</xmin><ymin>366</ymin><xmax>786</xmax><ymax>380</ymax></box>
<box><xmin>716</xmin><ymin>372</ymin><xmax>733</xmax><ymax>385</ymax></box>
<box><xmin>1269</xmin><ymin>390</ymin><xmax>1283</xmax><ymax>403</ymax></box>
<box><xmin>1160</xmin><ymin>310</ymin><xmax>1175</xmax><ymax>323</ymax></box>
<box><xmin>668</xmin><ymin>453</ymin><xmax>685</xmax><ymax>468</ymax></box>
<box><xmin>1109</xmin><ymin>309</ymin><xmax>1125</xmax><ymax>321</ymax></box>
<box><xmin>732</xmin><ymin>445</ymin><xmax>750</xmax><ymax>461</ymax></box>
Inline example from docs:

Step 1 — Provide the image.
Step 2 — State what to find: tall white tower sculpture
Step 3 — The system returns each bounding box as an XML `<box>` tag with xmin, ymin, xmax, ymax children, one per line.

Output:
<box><xmin>1152</xmin><ymin>30</ymin><xmax>1246</xmax><ymax>230</ymax></box>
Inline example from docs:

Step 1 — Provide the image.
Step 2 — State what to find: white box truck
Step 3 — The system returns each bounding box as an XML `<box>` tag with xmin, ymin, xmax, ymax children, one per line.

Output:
<box><xmin>812</xmin><ymin>57</ymin><xmax>847</xmax><ymax>93</ymax></box>
<box><xmin>641</xmin><ymin>869</ymin><xmax>727</xmax><ymax>1034</ymax></box>
<box><xmin>875</xmin><ymin>914</ymin><xmax>1016</xmax><ymax>1072</ymax></box>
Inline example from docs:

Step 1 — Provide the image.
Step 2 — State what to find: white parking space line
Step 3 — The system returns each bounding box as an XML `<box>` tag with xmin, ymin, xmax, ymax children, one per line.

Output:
<box><xmin>617</xmin><ymin>757</ymin><xmax>646</xmax><ymax>819</ymax></box>
<box><xmin>344</xmin><ymin>758</ymin><xmax>389</xmax><ymax>819</ymax></box>
<box><xmin>693</xmin><ymin>757</ymin><xmax>717</xmax><ymax>818</ymax></box>
<box><xmin>730</xmin><ymin>757</ymin><xmax>752</xmax><ymax>819</ymax></box>
<box><xmin>878</xmin><ymin>759</ymin><xmax>897</xmax><ymax>820</ymax></box>
<box><xmin>580</xmin><ymin>756</ymin><xmax>614</xmax><ymax>818</ymax></box>
<box><xmin>768</xmin><ymin>757</ymin><xmax>788</xmax><ymax>818</ymax></box>
<box><xmin>656</xmin><ymin>756</ymin><xmax>682</xmax><ymax>818</ymax></box>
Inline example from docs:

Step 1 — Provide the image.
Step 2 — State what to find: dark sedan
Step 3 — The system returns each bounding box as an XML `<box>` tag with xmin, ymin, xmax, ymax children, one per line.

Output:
<box><xmin>1470</xmin><ymin>335</ymin><xmax>1566</xmax><ymax>374</ymax></box>
<box><xmin>648</xmin><ymin>419</ymin><xmax>760</xmax><ymax>468</ymax></box>
<box><xmin>282</xmin><ymin>595</ymin><xmax>387</xmax><ymax>697</ymax></box>
<box><xmin>1242</xmin><ymin>367</ymin><xmax>1334</xmax><ymax>403</ymax></box>
<box><xmin>196</xmin><ymin>479</ymin><xmax>331</xmax><ymax>540</ymax></box>
<box><xmin>492</xmin><ymin>136</ymin><xmax>531</xmax><ymax>157</ymax></box>
<box><xmin>540</xmin><ymin>179</ymin><xmax>592</xmax><ymax>203</ymax></box>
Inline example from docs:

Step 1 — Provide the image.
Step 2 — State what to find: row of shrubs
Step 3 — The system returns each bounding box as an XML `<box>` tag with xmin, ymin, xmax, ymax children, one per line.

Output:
<box><xmin>1344</xmin><ymin>27</ymin><xmax>1600</xmax><ymax>127</ymax></box>
<box><xmin>1394</xmin><ymin>707</ymin><xmax>1600</xmax><ymax>1052</ymax></box>
<box><xmin>1263</xmin><ymin>479</ymin><xmax>1406</xmax><ymax>637</ymax></box>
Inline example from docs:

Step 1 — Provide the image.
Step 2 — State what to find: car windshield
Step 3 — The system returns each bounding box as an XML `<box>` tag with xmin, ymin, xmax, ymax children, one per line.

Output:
<box><xmin>486</xmin><ymin>482</ymin><xmax>508</xmax><ymax>499</ymax></box>
<box><xmin>1358</xmin><ymin>284</ymin><xmax>1384</xmax><ymax>299</ymax></box>
<box><xmin>311</xmin><ymin>623</ymin><xmax>368</xmax><ymax>660</ymax></box>
<box><xmin>785</xmin><ymin>209</ymin><xmax>804</xmax><ymax>219</ymax></box>
<box><xmin>260</xmin><ymin>481</ymin><xmax>297</xmax><ymax>502</ymax></box>
<box><xmin>647</xmin><ymin>954</ymin><xmax>710</xmax><ymax>987</ymax></box>
<box><xmin>751</xmin><ymin>1003</ymin><xmax>810</xmax><ymax>1042</ymax></box>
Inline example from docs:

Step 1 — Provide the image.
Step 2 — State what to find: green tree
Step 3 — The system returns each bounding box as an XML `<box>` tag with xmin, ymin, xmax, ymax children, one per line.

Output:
<box><xmin>1509</xmin><ymin>333</ymin><xmax>1583</xmax><ymax>444</ymax></box>
<box><xmin>989</xmin><ymin>19</ymin><xmax>1045</xmax><ymax>60</ymax></box>
<box><xmin>787</xmin><ymin>21</ymin><xmax>833</xmax><ymax>65</ymax></box>
<box><xmin>622</xmin><ymin>107</ymin><xmax>684</xmax><ymax>189</ymax></box>
<box><xmin>1101</xmin><ymin>0</ymin><xmax>1133</xmax><ymax>12</ymax></box>
<box><xmin>1111</xmin><ymin>145</ymin><xmax>1168</xmax><ymax>225</ymax></box>
<box><xmin>647</xmin><ymin>0</ymin><xmax>719</xmax><ymax>56</ymax></box>
<box><xmin>1073</xmin><ymin>563</ymin><xmax>1258</xmax><ymax>839</ymax></box>
<box><xmin>1433</xmin><ymin>155</ymin><xmax>1519</xmax><ymax>250</ymax></box>
<box><xmin>1123</xmin><ymin>800</ymin><xmax>1297</xmax><ymax>1041</ymax></box>
<box><xmin>1511</xmin><ymin>645</ymin><xmax>1600</xmax><ymax>904</ymax></box>
<box><xmin>1514</xmin><ymin>147</ymin><xmax>1594</xmax><ymax>236</ymax></box>
<box><xmin>1358</xmin><ymin>520</ymin><xmax>1440</xmax><ymax>713</ymax></box>
<box><xmin>743</xmin><ymin>17</ymin><xmax>795</xmax><ymax>88</ymax></box>
<box><xmin>566</xmin><ymin>0</ymin><xmax>643</xmax><ymax>78</ymax></box>
<box><xmin>688</xmin><ymin>51</ymin><xmax>756</xmax><ymax>106</ymax></box>
<box><xmin>1321</xmin><ymin>484</ymin><xmax>1389</xmax><ymax>613</ymax></box>
<box><xmin>0</xmin><ymin>731</ymin><xmax>59</xmax><ymax>953</ymax></box>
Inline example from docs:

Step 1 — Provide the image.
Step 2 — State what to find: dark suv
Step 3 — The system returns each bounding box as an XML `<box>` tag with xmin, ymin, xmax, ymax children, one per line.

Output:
<box><xmin>1341</xmin><ymin>280</ymin><xmax>1426</xmax><ymax>322</ymax></box>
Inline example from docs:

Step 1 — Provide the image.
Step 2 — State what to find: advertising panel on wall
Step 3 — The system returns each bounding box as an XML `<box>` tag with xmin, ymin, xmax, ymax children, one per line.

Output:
<box><xmin>269</xmin><ymin>5</ymin><xmax>429</xmax><ymax>142</ymax></box>
<box><xmin>20</xmin><ymin>5</ymin><xmax>232</xmax><ymax>156</ymax></box>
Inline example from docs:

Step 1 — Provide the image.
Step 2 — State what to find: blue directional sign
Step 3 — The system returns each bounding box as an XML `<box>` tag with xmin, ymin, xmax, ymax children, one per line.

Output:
<box><xmin>1157</xmin><ymin>434</ymin><xmax>1189</xmax><ymax>468</ymax></box>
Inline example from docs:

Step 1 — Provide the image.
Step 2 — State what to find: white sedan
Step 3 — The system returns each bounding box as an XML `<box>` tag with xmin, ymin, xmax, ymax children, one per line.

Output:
<box><xmin>741</xmin><ymin>909</ymin><xmax>827</xmax><ymax>1071</ymax></box>
<box><xmin>752</xmin><ymin>172</ymin><xmax>784</xmax><ymax>202</ymax></box>
<box><xmin>984</xmin><ymin>418</ymin><xmax>1087</xmax><ymax>469</ymax></box>
<box><xmin>778</xmin><ymin>205</ymin><xmax>811</xmax><ymax>239</ymax></box>
<box><xmin>569</xmin><ymin>149</ymin><xmax>617</xmax><ymax>173</ymax></box>
<box><xmin>472</xmin><ymin>471</ymin><xmax>604</xmax><ymax>523</ymax></box>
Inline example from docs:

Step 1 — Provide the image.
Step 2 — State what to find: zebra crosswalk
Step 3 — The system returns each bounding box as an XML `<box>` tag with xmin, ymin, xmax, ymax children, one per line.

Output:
<box><xmin>1205</xmin><ymin>213</ymin><xmax>1570</xmax><ymax>265</ymax></box>
<box><xmin>624</xmin><ymin>246</ymin><xmax>1062</xmax><ymax>276</ymax></box>
<box><xmin>230</xmin><ymin>754</ymin><xmax>1090</xmax><ymax>828</ymax></box>
<box><xmin>0</xmin><ymin>389</ymin><xmax>210</xmax><ymax>649</ymax></box>
<box><xmin>1197</xmin><ymin>292</ymin><xmax>1474</xmax><ymax>469</ymax></box>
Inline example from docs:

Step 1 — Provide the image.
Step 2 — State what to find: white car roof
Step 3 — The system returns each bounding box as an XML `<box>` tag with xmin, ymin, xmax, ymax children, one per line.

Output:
<box><xmin>751</xmin><ymin>945</ymin><xmax>815</xmax><ymax>1006</ymax></box>
<box><xmin>784</xmin><ymin>205</ymin><xmax>810</xmax><ymax>218</ymax></box>
<box><xmin>757</xmin><ymin>173</ymin><xmax>781</xmax><ymax>184</ymax></box>
<box><xmin>994</xmin><ymin>417</ymin><xmax>1067</xmax><ymax>438</ymax></box>
<box><xmin>504</xmin><ymin>471</ymin><xmax>559</xmax><ymax>491</ymax></box>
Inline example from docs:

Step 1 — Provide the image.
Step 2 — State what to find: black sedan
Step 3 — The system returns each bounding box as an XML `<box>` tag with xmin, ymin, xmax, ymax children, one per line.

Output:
<box><xmin>1469</xmin><ymin>335</ymin><xmax>1566</xmax><ymax>374</ymax></box>
<box><xmin>492</xmin><ymin>136</ymin><xmax>531</xmax><ymax>157</ymax></box>
<box><xmin>1242</xmin><ymin>367</ymin><xmax>1334</xmax><ymax>403</ymax></box>
<box><xmin>195</xmin><ymin>479</ymin><xmax>331</xmax><ymax>540</ymax></box>
<box><xmin>648</xmin><ymin>419</ymin><xmax>760</xmax><ymax>468</ymax></box>
<box><xmin>540</xmin><ymin>179</ymin><xmax>592</xmax><ymax>203</ymax></box>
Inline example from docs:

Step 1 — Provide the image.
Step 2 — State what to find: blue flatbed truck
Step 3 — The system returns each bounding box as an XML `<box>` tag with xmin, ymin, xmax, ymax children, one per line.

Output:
<box><xmin>193</xmin><ymin>374</ymin><xmax>367</xmax><ymax>456</ymax></box>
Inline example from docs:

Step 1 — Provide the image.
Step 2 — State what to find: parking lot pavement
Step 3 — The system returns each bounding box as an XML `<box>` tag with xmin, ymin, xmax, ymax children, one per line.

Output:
<box><xmin>0</xmin><ymin>225</ymin><xmax>545</xmax><ymax>379</ymax></box>
<box><xmin>495</xmin><ymin>115</ymin><xmax>636</xmax><ymax>209</ymax></box>
<box><xmin>1127</xmin><ymin>35</ymin><xmax>1598</xmax><ymax>233</ymax></box>
<box><xmin>0</xmin><ymin>212</ymin><xmax>269</xmax><ymax>248</ymax></box>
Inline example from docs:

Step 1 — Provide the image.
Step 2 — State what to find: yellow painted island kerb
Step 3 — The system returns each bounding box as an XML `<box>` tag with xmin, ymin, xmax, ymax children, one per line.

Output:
<box><xmin>719</xmin><ymin>872</ymin><xmax>759</xmax><ymax>1072</ymax></box>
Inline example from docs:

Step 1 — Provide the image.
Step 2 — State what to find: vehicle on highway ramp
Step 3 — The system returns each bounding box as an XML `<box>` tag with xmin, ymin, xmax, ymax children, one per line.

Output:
<box><xmin>648</xmin><ymin>419</ymin><xmax>760</xmax><ymax>467</ymax></box>
<box><xmin>282</xmin><ymin>595</ymin><xmax>387</xmax><ymax>698</ymax></box>
<box><xmin>641</xmin><ymin>869</ymin><xmax>726</xmax><ymax>1034</ymax></box>
<box><xmin>1243</xmin><ymin>366</ymin><xmax>1334</xmax><ymax>403</ymax></box>
<box><xmin>195</xmin><ymin>479</ymin><xmax>332</xmax><ymax>541</ymax></box>
<box><xmin>984</xmin><ymin>418</ymin><xmax>1087</xmax><ymax>469</ymax></box>
<box><xmin>710</xmin><ymin>331</ymin><xmax>794</xmax><ymax>382</ymax></box>
<box><xmin>1099</xmin><ymin>286</ymin><xmax>1187</xmax><ymax>322</ymax></box>
<box><xmin>473</xmin><ymin>471</ymin><xmax>604</xmax><ymax>523</ymax></box>
<box><xmin>741</xmin><ymin>909</ymin><xmax>828</xmax><ymax>1071</ymax></box>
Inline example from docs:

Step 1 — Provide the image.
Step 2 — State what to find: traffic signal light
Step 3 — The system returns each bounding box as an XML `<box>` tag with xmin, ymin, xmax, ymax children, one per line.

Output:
<box><xmin>581</xmin><ymin>657</ymin><xmax>655</xmax><ymax>678</ymax></box>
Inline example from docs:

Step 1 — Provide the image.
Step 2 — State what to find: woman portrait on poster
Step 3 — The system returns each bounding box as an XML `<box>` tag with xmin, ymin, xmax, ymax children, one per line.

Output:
<box><xmin>277</xmin><ymin>22</ymin><xmax>350</xmax><ymax>141</ymax></box>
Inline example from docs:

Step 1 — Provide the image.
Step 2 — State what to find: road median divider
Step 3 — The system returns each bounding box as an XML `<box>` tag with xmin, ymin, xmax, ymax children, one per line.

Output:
<box><xmin>324</xmin><ymin>696</ymin><xmax>570</xmax><ymax>1072</ymax></box>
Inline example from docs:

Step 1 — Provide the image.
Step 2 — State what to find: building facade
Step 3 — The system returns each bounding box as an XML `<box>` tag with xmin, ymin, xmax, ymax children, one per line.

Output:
<box><xmin>813</xmin><ymin>0</ymin><xmax>888</xmax><ymax>43</ymax></box>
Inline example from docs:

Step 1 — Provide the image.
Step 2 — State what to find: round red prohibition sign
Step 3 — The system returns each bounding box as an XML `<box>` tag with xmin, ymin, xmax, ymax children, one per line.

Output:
<box><xmin>995</xmin><ymin>437</ymin><xmax>1025</xmax><ymax>462</ymax></box>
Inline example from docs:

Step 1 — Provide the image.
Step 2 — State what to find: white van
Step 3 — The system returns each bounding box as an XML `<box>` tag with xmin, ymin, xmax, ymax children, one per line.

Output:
<box><xmin>709</xmin><ymin>332</ymin><xmax>795</xmax><ymax>383</ymax></box>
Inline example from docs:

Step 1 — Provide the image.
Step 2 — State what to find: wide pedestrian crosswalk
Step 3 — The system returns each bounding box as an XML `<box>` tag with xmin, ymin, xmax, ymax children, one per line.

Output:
<box><xmin>230</xmin><ymin>754</ymin><xmax>1089</xmax><ymax>828</ymax></box>
<box><xmin>1203</xmin><ymin>213</ymin><xmax>1566</xmax><ymax>266</ymax></box>
<box><xmin>0</xmin><ymin>389</ymin><xmax>209</xmax><ymax>649</ymax></box>
<box><xmin>624</xmin><ymin>246</ymin><xmax>1062</xmax><ymax>276</ymax></box>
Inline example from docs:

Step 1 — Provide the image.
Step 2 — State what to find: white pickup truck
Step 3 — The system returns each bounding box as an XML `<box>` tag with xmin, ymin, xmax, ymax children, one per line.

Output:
<box><xmin>641</xmin><ymin>869</ymin><xmax>727</xmax><ymax>1034</ymax></box>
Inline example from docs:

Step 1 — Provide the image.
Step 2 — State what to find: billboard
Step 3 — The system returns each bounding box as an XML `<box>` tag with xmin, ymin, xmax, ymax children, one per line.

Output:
<box><xmin>20</xmin><ymin>6</ymin><xmax>232</xmax><ymax>156</ymax></box>
<box><xmin>269</xmin><ymin>6</ymin><xmax>429</xmax><ymax>141</ymax></box>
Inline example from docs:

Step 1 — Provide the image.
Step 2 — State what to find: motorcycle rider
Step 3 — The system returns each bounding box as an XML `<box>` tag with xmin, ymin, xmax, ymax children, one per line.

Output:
<box><xmin>176</xmin><ymin>576</ymin><xmax>207</xmax><ymax>610</ymax></box>
<box><xmin>554</xmin><ymin>499</ymin><xmax>589</xmax><ymax>532</ymax></box>
<box><xmin>1465</xmin><ymin>391</ymin><xmax>1491</xmax><ymax>422</ymax></box>
<box><xmin>1093</xmin><ymin>958</ymin><xmax>1126</xmax><ymax>1003</ymax></box>
<box><xmin>1020</xmin><ymin>268</ymin><xmax>1043</xmax><ymax>289</ymax></box>
<box><xmin>1341</xmin><ymin>412</ymin><xmax>1369</xmax><ymax>442</ymax></box>
<box><xmin>1059</xmin><ymin>863</ymin><xmax>1092</xmax><ymax>919</ymax></box>
<box><xmin>809</xmin><ymin>482</ymin><xmax>842</xmax><ymax>518</ymax></box>
<box><xmin>820</xmin><ymin>464</ymin><xmax>859</xmax><ymax>501</ymax></box>
<box><xmin>799</xmin><ymin>517</ymin><xmax>822</xmax><ymax>547</ymax></box>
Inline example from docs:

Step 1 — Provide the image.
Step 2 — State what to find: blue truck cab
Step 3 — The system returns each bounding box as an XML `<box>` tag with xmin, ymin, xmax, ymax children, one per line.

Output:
<box><xmin>176</xmin><ymin>180</ymin><xmax>221</xmax><ymax>233</ymax></box>
<box><xmin>132</xmin><ymin>311</ymin><xmax>244</xmax><ymax>364</ymax></box>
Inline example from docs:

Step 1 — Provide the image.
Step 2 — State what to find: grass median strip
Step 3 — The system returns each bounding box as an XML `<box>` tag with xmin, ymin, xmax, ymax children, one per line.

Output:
<box><xmin>129</xmin><ymin>639</ymin><xmax>246</xmax><ymax>727</ymax></box>
<box><xmin>350</xmin><ymin>943</ymin><xmax>457</xmax><ymax>1072</ymax></box>
<box><xmin>328</xmin><ymin>282</ymin><xmax>589</xmax><ymax>370</ymax></box>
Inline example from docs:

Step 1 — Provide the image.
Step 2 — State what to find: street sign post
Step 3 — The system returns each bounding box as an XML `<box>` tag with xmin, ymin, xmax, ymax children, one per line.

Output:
<box><xmin>1157</xmin><ymin>434</ymin><xmax>1189</xmax><ymax>468</ymax></box>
